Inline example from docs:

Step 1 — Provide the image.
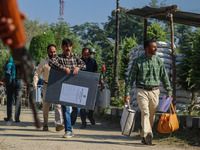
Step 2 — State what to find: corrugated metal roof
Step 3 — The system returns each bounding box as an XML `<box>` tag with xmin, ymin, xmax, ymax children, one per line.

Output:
<box><xmin>127</xmin><ymin>6</ymin><xmax>200</xmax><ymax>27</ymax></box>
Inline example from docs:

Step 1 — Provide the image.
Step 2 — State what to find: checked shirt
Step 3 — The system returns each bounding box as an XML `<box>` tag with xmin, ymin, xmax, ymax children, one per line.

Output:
<box><xmin>125</xmin><ymin>54</ymin><xmax>172</xmax><ymax>96</ymax></box>
<box><xmin>49</xmin><ymin>53</ymin><xmax>86</xmax><ymax>71</ymax></box>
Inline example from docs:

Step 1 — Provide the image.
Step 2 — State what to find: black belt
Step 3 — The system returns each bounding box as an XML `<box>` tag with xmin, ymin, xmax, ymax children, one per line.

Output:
<box><xmin>138</xmin><ymin>86</ymin><xmax>159</xmax><ymax>91</ymax></box>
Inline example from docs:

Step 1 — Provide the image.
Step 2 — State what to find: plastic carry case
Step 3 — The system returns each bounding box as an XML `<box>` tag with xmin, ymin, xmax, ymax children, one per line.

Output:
<box><xmin>33</xmin><ymin>86</ymin><xmax>42</xmax><ymax>103</ymax></box>
<box><xmin>120</xmin><ymin>104</ymin><xmax>137</xmax><ymax>136</ymax></box>
<box><xmin>96</xmin><ymin>88</ymin><xmax>110</xmax><ymax>108</ymax></box>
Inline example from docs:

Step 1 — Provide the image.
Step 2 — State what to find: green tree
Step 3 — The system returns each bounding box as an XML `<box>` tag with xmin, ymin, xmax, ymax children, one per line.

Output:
<box><xmin>0</xmin><ymin>49</ymin><xmax>11</xmax><ymax>79</ymax></box>
<box><xmin>48</xmin><ymin>21</ymin><xmax>81</xmax><ymax>55</ymax></box>
<box><xmin>102</xmin><ymin>40</ymin><xmax>115</xmax><ymax>89</ymax></box>
<box><xmin>104</xmin><ymin>8</ymin><xmax>143</xmax><ymax>44</ymax></box>
<box><xmin>148</xmin><ymin>0</ymin><xmax>167</xmax><ymax>8</ymax></box>
<box><xmin>147</xmin><ymin>22</ymin><xmax>170</xmax><ymax>41</ymax></box>
<box><xmin>178</xmin><ymin>29</ymin><xmax>200</xmax><ymax>115</ymax></box>
<box><xmin>119</xmin><ymin>35</ymin><xmax>138</xmax><ymax>81</ymax></box>
<box><xmin>29</xmin><ymin>30</ymin><xmax>55</xmax><ymax>63</ymax></box>
<box><xmin>175</xmin><ymin>24</ymin><xmax>193</xmax><ymax>51</ymax></box>
<box><xmin>23</xmin><ymin>19</ymin><xmax>48</xmax><ymax>48</ymax></box>
<box><xmin>72</xmin><ymin>22</ymin><xmax>106</xmax><ymax>47</ymax></box>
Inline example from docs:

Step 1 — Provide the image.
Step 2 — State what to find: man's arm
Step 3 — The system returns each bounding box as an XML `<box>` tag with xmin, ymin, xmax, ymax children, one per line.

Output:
<box><xmin>12</xmin><ymin>63</ymin><xmax>16</xmax><ymax>80</ymax></box>
<box><xmin>76</xmin><ymin>54</ymin><xmax>86</xmax><ymax>70</ymax></box>
<box><xmin>32</xmin><ymin>61</ymin><xmax>44</xmax><ymax>88</ymax></box>
<box><xmin>49</xmin><ymin>56</ymin><xmax>71</xmax><ymax>74</ymax></box>
<box><xmin>124</xmin><ymin>60</ymin><xmax>137</xmax><ymax>102</ymax></box>
<box><xmin>94</xmin><ymin>59</ymin><xmax>98</xmax><ymax>72</ymax></box>
<box><xmin>49</xmin><ymin>56</ymin><xmax>64</xmax><ymax>70</ymax></box>
<box><xmin>160</xmin><ymin>62</ymin><xmax>172</xmax><ymax>97</ymax></box>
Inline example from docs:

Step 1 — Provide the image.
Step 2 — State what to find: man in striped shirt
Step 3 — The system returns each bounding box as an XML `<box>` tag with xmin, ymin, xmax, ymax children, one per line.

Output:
<box><xmin>49</xmin><ymin>38</ymin><xmax>86</xmax><ymax>138</ymax></box>
<box><xmin>124</xmin><ymin>39</ymin><xmax>172</xmax><ymax>145</ymax></box>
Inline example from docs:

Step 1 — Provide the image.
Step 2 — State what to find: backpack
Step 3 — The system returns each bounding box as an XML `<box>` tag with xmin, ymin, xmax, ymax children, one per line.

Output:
<box><xmin>5</xmin><ymin>64</ymin><xmax>14</xmax><ymax>84</ymax></box>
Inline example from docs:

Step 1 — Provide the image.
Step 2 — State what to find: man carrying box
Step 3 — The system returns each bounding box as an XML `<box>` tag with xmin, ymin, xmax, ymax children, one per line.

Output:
<box><xmin>49</xmin><ymin>38</ymin><xmax>86</xmax><ymax>138</ymax></box>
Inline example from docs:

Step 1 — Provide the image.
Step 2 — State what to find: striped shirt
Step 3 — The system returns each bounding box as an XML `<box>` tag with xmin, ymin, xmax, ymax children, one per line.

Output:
<box><xmin>49</xmin><ymin>53</ymin><xmax>86</xmax><ymax>71</ymax></box>
<box><xmin>125</xmin><ymin>54</ymin><xmax>172</xmax><ymax>96</ymax></box>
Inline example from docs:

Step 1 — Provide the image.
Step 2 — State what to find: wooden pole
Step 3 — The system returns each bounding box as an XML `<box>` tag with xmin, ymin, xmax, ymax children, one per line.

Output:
<box><xmin>143</xmin><ymin>19</ymin><xmax>147</xmax><ymax>44</ymax></box>
<box><xmin>170</xmin><ymin>13</ymin><xmax>176</xmax><ymax>107</ymax></box>
<box><xmin>112</xmin><ymin>0</ymin><xmax>119</xmax><ymax>97</ymax></box>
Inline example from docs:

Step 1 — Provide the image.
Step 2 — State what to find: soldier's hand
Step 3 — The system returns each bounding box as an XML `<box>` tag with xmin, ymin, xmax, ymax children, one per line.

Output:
<box><xmin>124</xmin><ymin>96</ymin><xmax>130</xmax><ymax>103</ymax></box>
<box><xmin>73</xmin><ymin>67</ymin><xmax>79</xmax><ymax>74</ymax></box>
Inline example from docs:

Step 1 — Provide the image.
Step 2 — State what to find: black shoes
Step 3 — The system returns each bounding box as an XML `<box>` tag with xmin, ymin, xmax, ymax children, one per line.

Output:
<box><xmin>141</xmin><ymin>137</ymin><xmax>147</xmax><ymax>144</ymax></box>
<box><xmin>80</xmin><ymin>124</ymin><xmax>87</xmax><ymax>129</ymax></box>
<box><xmin>4</xmin><ymin>118</ymin><xmax>13</xmax><ymax>121</ymax></box>
<box><xmin>88</xmin><ymin>115</ymin><xmax>95</xmax><ymax>125</ymax></box>
<box><xmin>43</xmin><ymin>126</ymin><xmax>49</xmax><ymax>131</ymax></box>
<box><xmin>4</xmin><ymin>118</ymin><xmax>20</xmax><ymax>122</ymax></box>
<box><xmin>144</xmin><ymin>133</ymin><xmax>153</xmax><ymax>145</ymax></box>
<box><xmin>15</xmin><ymin>120</ymin><xmax>20</xmax><ymax>123</ymax></box>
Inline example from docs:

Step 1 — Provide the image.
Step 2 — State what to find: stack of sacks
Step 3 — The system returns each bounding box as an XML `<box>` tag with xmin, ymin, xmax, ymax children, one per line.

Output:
<box><xmin>126</xmin><ymin>41</ymin><xmax>174</xmax><ymax>110</ymax></box>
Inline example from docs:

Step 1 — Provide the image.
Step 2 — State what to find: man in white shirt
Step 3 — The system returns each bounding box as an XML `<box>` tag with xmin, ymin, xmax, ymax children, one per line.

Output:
<box><xmin>33</xmin><ymin>44</ymin><xmax>64</xmax><ymax>131</ymax></box>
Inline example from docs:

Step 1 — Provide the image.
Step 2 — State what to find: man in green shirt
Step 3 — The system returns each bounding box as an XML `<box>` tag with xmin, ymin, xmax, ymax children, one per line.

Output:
<box><xmin>124</xmin><ymin>39</ymin><xmax>172</xmax><ymax>145</ymax></box>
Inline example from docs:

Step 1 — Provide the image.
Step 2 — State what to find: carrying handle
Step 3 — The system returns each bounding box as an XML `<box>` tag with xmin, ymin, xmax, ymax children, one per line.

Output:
<box><xmin>170</xmin><ymin>102</ymin><xmax>175</xmax><ymax>114</ymax></box>
<box><xmin>125</xmin><ymin>100</ymin><xmax>131</xmax><ymax>109</ymax></box>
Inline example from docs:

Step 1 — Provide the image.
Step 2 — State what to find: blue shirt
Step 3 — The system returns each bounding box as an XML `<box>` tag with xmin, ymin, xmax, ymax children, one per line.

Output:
<box><xmin>81</xmin><ymin>57</ymin><xmax>97</xmax><ymax>73</ymax></box>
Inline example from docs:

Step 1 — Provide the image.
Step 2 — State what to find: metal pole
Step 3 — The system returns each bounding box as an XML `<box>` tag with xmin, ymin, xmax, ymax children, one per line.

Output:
<box><xmin>170</xmin><ymin>13</ymin><xmax>176</xmax><ymax>107</ymax></box>
<box><xmin>112</xmin><ymin>0</ymin><xmax>119</xmax><ymax>97</ymax></box>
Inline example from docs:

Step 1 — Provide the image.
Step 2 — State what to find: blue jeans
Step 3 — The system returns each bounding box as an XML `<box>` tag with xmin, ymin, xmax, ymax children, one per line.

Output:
<box><xmin>62</xmin><ymin>105</ymin><xmax>78</xmax><ymax>132</ymax></box>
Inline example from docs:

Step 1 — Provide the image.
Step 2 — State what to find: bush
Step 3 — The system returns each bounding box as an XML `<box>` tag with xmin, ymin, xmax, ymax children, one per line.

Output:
<box><xmin>110</xmin><ymin>80</ymin><xmax>125</xmax><ymax>107</ymax></box>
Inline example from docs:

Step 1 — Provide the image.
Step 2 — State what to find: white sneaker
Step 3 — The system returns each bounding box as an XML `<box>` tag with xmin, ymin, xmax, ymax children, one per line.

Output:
<box><xmin>63</xmin><ymin>131</ymin><xmax>74</xmax><ymax>138</ymax></box>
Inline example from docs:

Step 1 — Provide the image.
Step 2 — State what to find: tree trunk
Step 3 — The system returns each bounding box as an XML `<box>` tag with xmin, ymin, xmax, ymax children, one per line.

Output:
<box><xmin>188</xmin><ymin>92</ymin><xmax>197</xmax><ymax>115</ymax></box>
<box><xmin>112</xmin><ymin>0</ymin><xmax>119</xmax><ymax>97</ymax></box>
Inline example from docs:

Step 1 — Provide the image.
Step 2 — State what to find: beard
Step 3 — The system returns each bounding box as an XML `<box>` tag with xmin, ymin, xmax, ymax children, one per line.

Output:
<box><xmin>48</xmin><ymin>55</ymin><xmax>56</xmax><ymax>59</ymax></box>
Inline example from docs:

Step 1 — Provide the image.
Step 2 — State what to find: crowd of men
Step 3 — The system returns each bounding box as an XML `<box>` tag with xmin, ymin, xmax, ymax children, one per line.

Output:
<box><xmin>0</xmin><ymin>14</ymin><xmax>172</xmax><ymax>145</ymax></box>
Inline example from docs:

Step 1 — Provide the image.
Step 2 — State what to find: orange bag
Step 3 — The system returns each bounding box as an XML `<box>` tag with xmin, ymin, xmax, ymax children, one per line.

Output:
<box><xmin>157</xmin><ymin>102</ymin><xmax>179</xmax><ymax>133</ymax></box>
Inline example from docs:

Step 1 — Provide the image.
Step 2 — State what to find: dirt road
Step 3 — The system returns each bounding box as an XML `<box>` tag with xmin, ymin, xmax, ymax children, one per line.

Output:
<box><xmin>0</xmin><ymin>106</ymin><xmax>198</xmax><ymax>150</ymax></box>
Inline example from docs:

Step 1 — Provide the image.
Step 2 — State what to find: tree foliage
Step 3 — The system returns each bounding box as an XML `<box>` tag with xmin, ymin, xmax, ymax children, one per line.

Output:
<box><xmin>72</xmin><ymin>22</ymin><xmax>106</xmax><ymax>47</ymax></box>
<box><xmin>102</xmin><ymin>40</ymin><xmax>115</xmax><ymax>89</ymax></box>
<box><xmin>178</xmin><ymin>29</ymin><xmax>200</xmax><ymax>115</ymax></box>
<box><xmin>175</xmin><ymin>24</ymin><xmax>193</xmax><ymax>51</ymax></box>
<box><xmin>0</xmin><ymin>49</ymin><xmax>11</xmax><ymax>80</ymax></box>
<box><xmin>29</xmin><ymin>30</ymin><xmax>55</xmax><ymax>63</ymax></box>
<box><xmin>148</xmin><ymin>0</ymin><xmax>167</xmax><ymax>8</ymax></box>
<box><xmin>147</xmin><ymin>22</ymin><xmax>170</xmax><ymax>41</ymax></box>
<box><xmin>23</xmin><ymin>19</ymin><xmax>48</xmax><ymax>47</ymax></box>
<box><xmin>48</xmin><ymin>21</ymin><xmax>81</xmax><ymax>56</ymax></box>
<box><xmin>104</xmin><ymin>8</ymin><xmax>143</xmax><ymax>44</ymax></box>
<box><xmin>119</xmin><ymin>35</ymin><xmax>138</xmax><ymax>81</ymax></box>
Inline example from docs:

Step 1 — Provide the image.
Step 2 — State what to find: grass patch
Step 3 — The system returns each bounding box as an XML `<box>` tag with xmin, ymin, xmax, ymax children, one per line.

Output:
<box><xmin>153</xmin><ymin>126</ymin><xmax>200</xmax><ymax>147</ymax></box>
<box><xmin>95</xmin><ymin>109</ymin><xmax>200</xmax><ymax>147</ymax></box>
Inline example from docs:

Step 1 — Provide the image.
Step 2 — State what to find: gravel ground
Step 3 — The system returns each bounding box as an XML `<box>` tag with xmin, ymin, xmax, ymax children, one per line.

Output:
<box><xmin>0</xmin><ymin>105</ymin><xmax>199</xmax><ymax>150</ymax></box>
